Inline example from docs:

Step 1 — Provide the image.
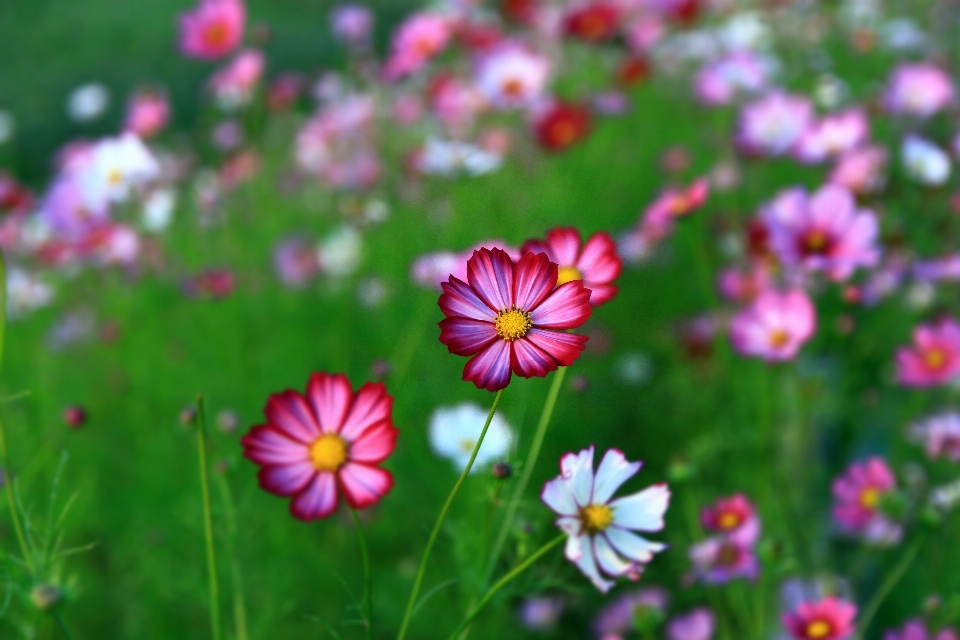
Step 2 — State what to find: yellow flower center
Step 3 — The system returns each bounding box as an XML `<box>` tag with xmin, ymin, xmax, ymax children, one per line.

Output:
<box><xmin>107</xmin><ymin>169</ymin><xmax>124</xmax><ymax>186</ymax></box>
<box><xmin>557</xmin><ymin>265</ymin><xmax>583</xmax><ymax>286</ymax></box>
<box><xmin>495</xmin><ymin>307</ymin><xmax>532</xmax><ymax>341</ymax></box>
<box><xmin>502</xmin><ymin>78</ymin><xmax>524</xmax><ymax>98</ymax></box>
<box><xmin>459</xmin><ymin>438</ymin><xmax>476</xmax><ymax>453</ymax></box>
<box><xmin>309</xmin><ymin>434</ymin><xmax>348</xmax><ymax>472</ymax></box>
<box><xmin>860</xmin><ymin>487</ymin><xmax>880</xmax><ymax>509</ymax></box>
<box><xmin>769</xmin><ymin>329</ymin><xmax>790</xmax><ymax>349</ymax></box>
<box><xmin>718</xmin><ymin>512</ymin><xmax>741</xmax><ymax>530</ymax></box>
<box><xmin>579</xmin><ymin>503</ymin><xmax>613</xmax><ymax>534</ymax></box>
<box><xmin>806</xmin><ymin>620</ymin><xmax>832</xmax><ymax>639</ymax></box>
<box><xmin>923</xmin><ymin>347</ymin><xmax>947</xmax><ymax>370</ymax></box>
<box><xmin>203</xmin><ymin>20</ymin><xmax>231</xmax><ymax>48</ymax></box>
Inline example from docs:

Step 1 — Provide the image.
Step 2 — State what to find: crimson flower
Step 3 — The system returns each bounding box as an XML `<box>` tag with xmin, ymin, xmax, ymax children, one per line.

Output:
<box><xmin>439</xmin><ymin>248</ymin><xmax>592</xmax><ymax>391</ymax></box>
<box><xmin>241</xmin><ymin>373</ymin><xmax>397</xmax><ymax>521</ymax></box>
<box><xmin>534</xmin><ymin>102</ymin><xmax>591</xmax><ymax>152</ymax></box>
<box><xmin>522</xmin><ymin>227</ymin><xmax>622</xmax><ymax>306</ymax></box>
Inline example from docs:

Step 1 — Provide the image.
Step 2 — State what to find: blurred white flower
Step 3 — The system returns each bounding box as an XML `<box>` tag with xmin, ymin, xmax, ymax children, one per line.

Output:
<box><xmin>881</xmin><ymin>19</ymin><xmax>927</xmax><ymax>51</ymax></box>
<box><xmin>418</xmin><ymin>138</ymin><xmax>503</xmax><ymax>177</ymax></box>
<box><xmin>718</xmin><ymin>12</ymin><xmax>771</xmax><ymax>52</ymax></box>
<box><xmin>902</xmin><ymin>135</ymin><xmax>951</xmax><ymax>186</ymax></box>
<box><xmin>0</xmin><ymin>111</ymin><xmax>14</xmax><ymax>144</ymax></box>
<box><xmin>428</xmin><ymin>403</ymin><xmax>514</xmax><ymax>473</ymax></box>
<box><xmin>6</xmin><ymin>267</ymin><xmax>54</xmax><ymax>319</ymax></box>
<box><xmin>357</xmin><ymin>276</ymin><xmax>388</xmax><ymax>307</ymax></box>
<box><xmin>67</xmin><ymin>83</ymin><xmax>110</xmax><ymax>122</ymax></box>
<box><xmin>318</xmin><ymin>225</ymin><xmax>363</xmax><ymax>276</ymax></box>
<box><xmin>77</xmin><ymin>134</ymin><xmax>160</xmax><ymax>210</ymax></box>
<box><xmin>141</xmin><ymin>188</ymin><xmax>177</xmax><ymax>231</ymax></box>
<box><xmin>814</xmin><ymin>74</ymin><xmax>849</xmax><ymax>110</ymax></box>
<box><xmin>904</xmin><ymin>282</ymin><xmax>935</xmax><ymax>311</ymax></box>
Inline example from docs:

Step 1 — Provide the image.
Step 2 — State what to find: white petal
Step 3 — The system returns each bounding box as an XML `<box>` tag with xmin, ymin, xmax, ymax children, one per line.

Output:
<box><xmin>556</xmin><ymin>516</ymin><xmax>581</xmax><ymax>537</ymax></box>
<box><xmin>560</xmin><ymin>447</ymin><xmax>595</xmax><ymax>506</ymax></box>
<box><xmin>610</xmin><ymin>484</ymin><xmax>670</xmax><ymax>531</ymax></box>
<box><xmin>605</xmin><ymin>526</ymin><xmax>666</xmax><ymax>564</ymax></box>
<box><xmin>592</xmin><ymin>449</ymin><xmax>642</xmax><ymax>504</ymax></box>
<box><xmin>593</xmin><ymin>534</ymin><xmax>632</xmax><ymax>577</ymax></box>
<box><xmin>572</xmin><ymin>536</ymin><xmax>614</xmax><ymax>593</ymax></box>
<box><xmin>541</xmin><ymin>477</ymin><xmax>578</xmax><ymax>516</ymax></box>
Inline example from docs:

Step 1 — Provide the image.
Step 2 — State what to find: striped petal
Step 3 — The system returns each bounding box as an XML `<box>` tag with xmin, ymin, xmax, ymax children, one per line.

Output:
<box><xmin>348</xmin><ymin>420</ymin><xmax>398</xmax><ymax>464</ymax></box>
<box><xmin>463</xmin><ymin>339</ymin><xmax>512</xmax><ymax>391</ymax></box>
<box><xmin>340</xmin><ymin>382</ymin><xmax>393</xmax><ymax>441</ymax></box>
<box><xmin>306</xmin><ymin>373</ymin><xmax>352</xmax><ymax>434</ymax></box>
<box><xmin>439</xmin><ymin>276</ymin><xmax>496</xmax><ymax>321</ymax></box>
<box><xmin>265</xmin><ymin>390</ymin><xmax>322</xmax><ymax>443</ymax></box>
<box><xmin>338</xmin><ymin>463</ymin><xmax>394</xmax><ymax>509</ymax></box>
<box><xmin>525</xmin><ymin>328</ymin><xmax>588</xmax><ymax>367</ymax></box>
<box><xmin>241</xmin><ymin>426</ymin><xmax>309</xmax><ymax>465</ymax></box>
<box><xmin>513</xmin><ymin>251</ymin><xmax>558</xmax><ymax>312</ymax></box>
<box><xmin>258</xmin><ymin>462</ymin><xmax>316</xmax><ymax>496</ymax></box>
<box><xmin>467</xmin><ymin>248</ymin><xmax>514</xmax><ymax>311</ymax></box>
<box><xmin>510</xmin><ymin>336</ymin><xmax>556</xmax><ymax>378</ymax></box>
<box><xmin>438</xmin><ymin>317</ymin><xmax>498</xmax><ymax>356</ymax></box>
<box><xmin>529</xmin><ymin>281</ymin><xmax>592</xmax><ymax>329</ymax></box>
<box><xmin>544</xmin><ymin>227</ymin><xmax>583</xmax><ymax>267</ymax></box>
<box><xmin>290</xmin><ymin>471</ymin><xmax>339</xmax><ymax>521</ymax></box>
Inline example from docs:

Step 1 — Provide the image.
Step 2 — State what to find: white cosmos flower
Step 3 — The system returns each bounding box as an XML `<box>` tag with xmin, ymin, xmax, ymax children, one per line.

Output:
<box><xmin>902</xmin><ymin>135</ymin><xmax>951</xmax><ymax>186</ymax></box>
<box><xmin>475</xmin><ymin>45</ymin><xmax>550</xmax><ymax>110</ymax></box>
<box><xmin>67</xmin><ymin>83</ymin><xmax>110</xmax><ymax>122</ymax></box>
<box><xmin>77</xmin><ymin>134</ymin><xmax>160</xmax><ymax>210</ymax></box>
<box><xmin>418</xmin><ymin>138</ymin><xmax>503</xmax><ymax>177</ymax></box>
<box><xmin>541</xmin><ymin>446</ymin><xmax>670</xmax><ymax>593</ymax></box>
<box><xmin>318</xmin><ymin>225</ymin><xmax>363</xmax><ymax>276</ymax></box>
<box><xmin>428</xmin><ymin>403</ymin><xmax>513</xmax><ymax>473</ymax></box>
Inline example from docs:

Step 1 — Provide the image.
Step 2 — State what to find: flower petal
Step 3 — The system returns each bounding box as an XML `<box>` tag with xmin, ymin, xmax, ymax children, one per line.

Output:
<box><xmin>542</xmin><ymin>476</ymin><xmax>578</xmax><ymax>516</ymax></box>
<box><xmin>439</xmin><ymin>317</ymin><xmax>498</xmax><ymax>356</ymax></box>
<box><xmin>592</xmin><ymin>449</ymin><xmax>642</xmax><ymax>504</ymax></box>
<box><xmin>529</xmin><ymin>281</ymin><xmax>592</xmax><ymax>329</ymax></box>
<box><xmin>525</xmin><ymin>328</ymin><xmax>588</xmax><ymax>367</ymax></box>
<box><xmin>306</xmin><ymin>373</ymin><xmax>352</xmax><ymax>434</ymax></box>
<box><xmin>510</xmin><ymin>336</ymin><xmax>555</xmax><ymax>378</ymax></box>
<box><xmin>610</xmin><ymin>484</ymin><xmax>671</xmax><ymax>531</ymax></box>
<box><xmin>545</xmin><ymin>227</ymin><xmax>582</xmax><ymax>267</ymax></box>
<box><xmin>605</xmin><ymin>526</ymin><xmax>665</xmax><ymax>563</ymax></box>
<box><xmin>577</xmin><ymin>232</ymin><xmax>622</xmax><ymax>283</ymax></box>
<box><xmin>290</xmin><ymin>471</ymin><xmax>338</xmax><ymax>520</ymax></box>
<box><xmin>560</xmin><ymin>447</ymin><xmax>595</xmax><ymax>507</ymax></box>
<box><xmin>466</xmin><ymin>247</ymin><xmax>515</xmax><ymax>311</ymax></box>
<box><xmin>241</xmin><ymin>426</ymin><xmax>309</xmax><ymax>465</ymax></box>
<box><xmin>338</xmin><ymin>462</ymin><xmax>394</xmax><ymax>509</ymax></box>
<box><xmin>258</xmin><ymin>462</ymin><xmax>316</xmax><ymax>496</ymax></box>
<box><xmin>570</xmin><ymin>534</ymin><xmax>614</xmax><ymax>593</ymax></box>
<box><xmin>348</xmin><ymin>420</ymin><xmax>398</xmax><ymax>464</ymax></box>
<box><xmin>513</xmin><ymin>251</ymin><xmax>558</xmax><ymax>312</ymax></box>
<box><xmin>593</xmin><ymin>534</ymin><xmax>633</xmax><ymax>577</ymax></box>
<box><xmin>463</xmin><ymin>339</ymin><xmax>512</xmax><ymax>391</ymax></box>
<box><xmin>439</xmin><ymin>276</ymin><xmax>496</xmax><ymax>321</ymax></box>
<box><xmin>265</xmin><ymin>391</ymin><xmax>322</xmax><ymax>443</ymax></box>
<box><xmin>340</xmin><ymin>382</ymin><xmax>393</xmax><ymax>441</ymax></box>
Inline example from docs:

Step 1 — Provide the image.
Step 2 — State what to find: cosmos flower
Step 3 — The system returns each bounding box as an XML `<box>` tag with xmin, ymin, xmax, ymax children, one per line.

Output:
<box><xmin>383</xmin><ymin>12</ymin><xmax>451</xmax><ymax>79</ymax></box>
<box><xmin>762</xmin><ymin>184</ymin><xmax>880</xmax><ymax>281</ymax></box>
<box><xmin>475</xmin><ymin>45</ymin><xmax>551</xmax><ymax>110</ymax></box>
<box><xmin>541</xmin><ymin>446</ymin><xmax>670</xmax><ymax>593</ymax></box>
<box><xmin>75</xmin><ymin>134</ymin><xmax>160</xmax><ymax>211</ymax></box>
<box><xmin>883</xmin><ymin>63</ymin><xmax>955</xmax><ymax>118</ymax></box>
<box><xmin>209</xmin><ymin>49</ymin><xmax>265</xmax><ymax>110</ymax></box>
<box><xmin>534</xmin><ymin>102</ymin><xmax>591</xmax><ymax>152</ymax></box>
<box><xmin>729</xmin><ymin>289</ymin><xmax>816</xmax><ymax>362</ymax></box>
<box><xmin>694</xmin><ymin>50</ymin><xmax>771</xmax><ymax>106</ymax></box>
<box><xmin>428</xmin><ymin>402</ymin><xmax>514</xmax><ymax>473</ymax></box>
<box><xmin>593</xmin><ymin>587</ymin><xmax>669</xmax><ymax>639</ymax></box>
<box><xmin>643</xmin><ymin>178</ymin><xmax>710</xmax><ymax>229</ymax></box>
<box><xmin>782</xmin><ymin>597</ymin><xmax>857</xmax><ymax>640</ymax></box>
<box><xmin>896</xmin><ymin>319</ymin><xmax>960</xmax><ymax>387</ymax></box>
<box><xmin>689</xmin><ymin>534</ymin><xmax>759</xmax><ymax>584</ymax></box>
<box><xmin>329</xmin><ymin>4</ymin><xmax>373</xmax><ymax>46</ymax></box>
<box><xmin>884</xmin><ymin>620</ymin><xmax>959</xmax><ymax>640</ymax></box>
<box><xmin>416</xmin><ymin>138</ymin><xmax>503</xmax><ymax>177</ymax></box>
<box><xmin>521</xmin><ymin>227</ymin><xmax>622</xmax><ymax>306</ymax></box>
<box><xmin>832</xmin><ymin>457</ymin><xmax>900</xmax><ymax>544</ymax></box>
<box><xmin>737</xmin><ymin>92</ymin><xmax>814</xmax><ymax>157</ymax></box>
<box><xmin>911</xmin><ymin>413</ymin><xmax>960</xmax><ymax>462</ymax></box>
<box><xmin>563</xmin><ymin>3</ymin><xmax>620</xmax><ymax>42</ymax></box>
<box><xmin>438</xmin><ymin>247</ymin><xmax>592</xmax><ymax>391</ymax></box>
<box><xmin>829</xmin><ymin>145</ymin><xmax>888</xmax><ymax>195</ymax></box>
<box><xmin>794</xmin><ymin>110</ymin><xmax>870</xmax><ymax>164</ymax></box>
<box><xmin>179</xmin><ymin>0</ymin><xmax>245</xmax><ymax>60</ymax></box>
<box><xmin>667</xmin><ymin>608</ymin><xmax>716</xmax><ymax>640</ymax></box>
<box><xmin>124</xmin><ymin>89</ymin><xmax>170</xmax><ymax>138</ymax></box>
<box><xmin>273</xmin><ymin>237</ymin><xmax>320</xmax><ymax>288</ymax></box>
<box><xmin>241</xmin><ymin>373</ymin><xmax>398</xmax><ymax>521</ymax></box>
<box><xmin>701</xmin><ymin>493</ymin><xmax>757</xmax><ymax>535</ymax></box>
<box><xmin>902</xmin><ymin>136</ymin><xmax>951</xmax><ymax>187</ymax></box>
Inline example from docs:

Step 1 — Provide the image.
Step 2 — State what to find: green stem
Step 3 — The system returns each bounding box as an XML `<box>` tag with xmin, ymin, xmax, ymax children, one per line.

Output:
<box><xmin>446</xmin><ymin>534</ymin><xmax>564</xmax><ymax>640</ymax></box>
<box><xmin>195</xmin><ymin>395</ymin><xmax>222</xmax><ymax>640</ymax></box>
<box><xmin>213</xmin><ymin>473</ymin><xmax>249</xmax><ymax>640</ymax></box>
<box><xmin>396</xmin><ymin>389</ymin><xmax>504</xmax><ymax>640</ymax></box>
<box><xmin>350</xmin><ymin>508</ymin><xmax>373</xmax><ymax>640</ymax></box>
<box><xmin>52</xmin><ymin>611</ymin><xmax>74</xmax><ymax>640</ymax></box>
<box><xmin>0</xmin><ymin>249</ymin><xmax>32</xmax><ymax>576</ymax></box>
<box><xmin>856</xmin><ymin>536</ymin><xmax>924</xmax><ymax>639</ymax></box>
<box><xmin>482</xmin><ymin>368</ymin><xmax>566</xmax><ymax>586</ymax></box>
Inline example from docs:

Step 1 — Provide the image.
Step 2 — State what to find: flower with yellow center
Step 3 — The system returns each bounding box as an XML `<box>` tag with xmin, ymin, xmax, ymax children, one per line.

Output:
<box><xmin>769</xmin><ymin>328</ymin><xmax>791</xmax><ymax>349</ymax></box>
<box><xmin>717</xmin><ymin>511</ymin><xmax>741</xmax><ymax>530</ymax></box>
<box><xmin>805</xmin><ymin>620</ymin><xmax>832</xmax><ymax>639</ymax></box>
<box><xmin>557</xmin><ymin>265</ymin><xmax>583</xmax><ymax>286</ymax></box>
<box><xmin>579</xmin><ymin>503</ymin><xmax>614</xmax><ymax>535</ymax></box>
<box><xmin>495</xmin><ymin>307</ymin><xmax>533</xmax><ymax>341</ymax></box>
<box><xmin>309</xmin><ymin>433</ymin><xmax>348</xmax><ymax>472</ymax></box>
<box><xmin>923</xmin><ymin>347</ymin><xmax>947</xmax><ymax>370</ymax></box>
<box><xmin>859</xmin><ymin>487</ymin><xmax>880</xmax><ymax>509</ymax></box>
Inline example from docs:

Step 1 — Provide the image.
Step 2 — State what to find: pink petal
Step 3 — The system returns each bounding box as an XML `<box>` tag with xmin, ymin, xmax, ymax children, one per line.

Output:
<box><xmin>529</xmin><ymin>281</ymin><xmax>592</xmax><ymax>329</ymax></box>
<box><xmin>340</xmin><ymin>382</ymin><xmax>393</xmax><ymax>441</ymax></box>
<box><xmin>438</xmin><ymin>317</ymin><xmax>499</xmax><ymax>356</ymax></box>
<box><xmin>513</xmin><ymin>251</ymin><xmax>559</xmax><ymax>312</ymax></box>
<box><xmin>241</xmin><ymin>426</ymin><xmax>310</xmax><ymax>465</ymax></box>
<box><xmin>545</xmin><ymin>227</ymin><xmax>582</xmax><ymax>267</ymax></box>
<box><xmin>439</xmin><ymin>276</ymin><xmax>496</xmax><ymax>321</ymax></box>
<box><xmin>265</xmin><ymin>391</ymin><xmax>321</xmax><ymax>443</ymax></box>
<box><xmin>290</xmin><ymin>471</ymin><xmax>339</xmax><ymax>520</ymax></box>
<box><xmin>584</xmin><ymin>283</ymin><xmax>618</xmax><ymax>306</ymax></box>
<box><xmin>338</xmin><ymin>462</ymin><xmax>394</xmax><ymax>509</ymax></box>
<box><xmin>258</xmin><ymin>462</ymin><xmax>316</xmax><ymax>496</ymax></box>
<box><xmin>463</xmin><ymin>339</ymin><xmax>512</xmax><ymax>391</ymax></box>
<box><xmin>525</xmin><ymin>328</ymin><xmax>588</xmax><ymax>367</ymax></box>
<box><xmin>348</xmin><ymin>420</ymin><xmax>398</xmax><ymax>464</ymax></box>
<box><xmin>577</xmin><ymin>232</ymin><xmax>622</xmax><ymax>283</ymax></box>
<box><xmin>466</xmin><ymin>248</ymin><xmax>514</xmax><ymax>311</ymax></box>
<box><xmin>306</xmin><ymin>373</ymin><xmax>352</xmax><ymax>434</ymax></box>
<box><xmin>510</xmin><ymin>336</ymin><xmax>556</xmax><ymax>378</ymax></box>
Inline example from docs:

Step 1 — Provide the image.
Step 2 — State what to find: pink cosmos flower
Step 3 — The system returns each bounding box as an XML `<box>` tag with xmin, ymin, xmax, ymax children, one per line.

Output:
<box><xmin>474</xmin><ymin>44</ymin><xmax>551</xmax><ymax>110</ymax></box>
<box><xmin>542</xmin><ymin>447</ymin><xmax>670</xmax><ymax>593</ymax></box>
<box><xmin>695</xmin><ymin>51</ymin><xmax>770</xmax><ymax>106</ymax></box>
<box><xmin>179</xmin><ymin>0</ymin><xmax>245</xmax><ymax>60</ymax></box>
<box><xmin>521</xmin><ymin>227</ymin><xmax>622</xmax><ymax>307</ymax></box>
<box><xmin>438</xmin><ymin>248</ymin><xmax>592</xmax><ymax>391</ymax></box>
<box><xmin>729</xmin><ymin>289</ymin><xmax>816</xmax><ymax>362</ymax></box>
<box><xmin>594</xmin><ymin>588</ymin><xmax>669</xmax><ymax>639</ymax></box>
<box><xmin>911</xmin><ymin>413</ymin><xmax>960</xmax><ymax>462</ymax></box>
<box><xmin>329</xmin><ymin>4</ymin><xmax>373</xmax><ymax>46</ymax></box>
<box><xmin>701</xmin><ymin>493</ymin><xmax>757</xmax><ymax>535</ymax></box>
<box><xmin>783</xmin><ymin>597</ymin><xmax>857</xmax><ymax>640</ymax></box>
<box><xmin>689</xmin><ymin>533</ymin><xmax>759</xmax><ymax>584</ymax></box>
<box><xmin>643</xmin><ymin>178</ymin><xmax>710</xmax><ymax>230</ymax></box>
<box><xmin>832</xmin><ymin>457</ymin><xmax>896</xmax><ymax>535</ymax></box>
<box><xmin>794</xmin><ymin>110</ymin><xmax>870</xmax><ymax>164</ymax></box>
<box><xmin>273</xmin><ymin>237</ymin><xmax>320</xmax><ymax>289</ymax></box>
<box><xmin>829</xmin><ymin>145</ymin><xmax>888</xmax><ymax>195</ymax></box>
<box><xmin>737</xmin><ymin>92</ymin><xmax>814</xmax><ymax>157</ymax></box>
<box><xmin>124</xmin><ymin>89</ymin><xmax>169</xmax><ymax>138</ymax></box>
<box><xmin>667</xmin><ymin>609</ymin><xmax>715</xmax><ymax>640</ymax></box>
<box><xmin>383</xmin><ymin>13</ymin><xmax>451</xmax><ymax>79</ymax></box>
<box><xmin>762</xmin><ymin>184</ymin><xmax>880</xmax><ymax>281</ymax></box>
<box><xmin>884</xmin><ymin>63</ymin><xmax>955</xmax><ymax>118</ymax></box>
<box><xmin>209</xmin><ymin>49</ymin><xmax>265</xmax><ymax>108</ymax></box>
<box><xmin>885</xmin><ymin>620</ymin><xmax>958</xmax><ymax>640</ymax></box>
<box><xmin>717</xmin><ymin>265</ymin><xmax>771</xmax><ymax>303</ymax></box>
<box><xmin>241</xmin><ymin>373</ymin><xmax>397</xmax><ymax>521</ymax></box>
<box><xmin>896</xmin><ymin>319</ymin><xmax>960</xmax><ymax>387</ymax></box>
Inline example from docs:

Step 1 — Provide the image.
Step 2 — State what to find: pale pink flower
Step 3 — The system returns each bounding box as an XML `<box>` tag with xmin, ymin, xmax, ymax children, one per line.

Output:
<box><xmin>329</xmin><ymin>5</ymin><xmax>373</xmax><ymax>46</ymax></box>
<box><xmin>124</xmin><ymin>89</ymin><xmax>170</xmax><ymax>138</ymax></box>
<box><xmin>829</xmin><ymin>145</ymin><xmax>888</xmax><ymax>195</ymax></box>
<box><xmin>737</xmin><ymin>92</ymin><xmax>814</xmax><ymax>157</ymax></box>
<box><xmin>209</xmin><ymin>49</ymin><xmax>265</xmax><ymax>108</ymax></box>
<box><xmin>475</xmin><ymin>44</ymin><xmax>550</xmax><ymax>110</ymax></box>
<box><xmin>383</xmin><ymin>13</ymin><xmax>451</xmax><ymax>79</ymax></box>
<box><xmin>179</xmin><ymin>0</ymin><xmax>245</xmax><ymax>60</ymax></box>
<box><xmin>667</xmin><ymin>609</ymin><xmax>715</xmax><ymax>640</ymax></box>
<box><xmin>794</xmin><ymin>110</ymin><xmax>870</xmax><ymax>164</ymax></box>
<box><xmin>729</xmin><ymin>289</ymin><xmax>816</xmax><ymax>362</ymax></box>
<box><xmin>832</xmin><ymin>458</ymin><xmax>899</xmax><ymax>543</ymax></box>
<box><xmin>884</xmin><ymin>63</ymin><xmax>955</xmax><ymax>118</ymax></box>
<box><xmin>896</xmin><ymin>319</ymin><xmax>960</xmax><ymax>387</ymax></box>
<box><xmin>695</xmin><ymin>51</ymin><xmax>771</xmax><ymax>106</ymax></box>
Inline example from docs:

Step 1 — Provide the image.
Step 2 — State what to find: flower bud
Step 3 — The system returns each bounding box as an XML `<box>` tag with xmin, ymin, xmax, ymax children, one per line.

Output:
<box><xmin>62</xmin><ymin>405</ymin><xmax>87</xmax><ymax>429</ymax></box>
<box><xmin>30</xmin><ymin>584</ymin><xmax>63</xmax><ymax>611</ymax></box>
<box><xmin>492</xmin><ymin>461</ymin><xmax>513</xmax><ymax>480</ymax></box>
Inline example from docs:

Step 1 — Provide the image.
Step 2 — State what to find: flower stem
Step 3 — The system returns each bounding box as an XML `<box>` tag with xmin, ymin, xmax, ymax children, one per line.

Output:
<box><xmin>482</xmin><ymin>367</ymin><xmax>566</xmax><ymax>586</ymax></box>
<box><xmin>52</xmin><ymin>611</ymin><xmax>75</xmax><ymax>640</ymax></box>
<box><xmin>0</xmin><ymin>249</ymin><xmax>33</xmax><ymax>576</ymax></box>
<box><xmin>350</xmin><ymin>508</ymin><xmax>373</xmax><ymax>640</ymax></box>
<box><xmin>397</xmin><ymin>389</ymin><xmax>504</xmax><ymax>640</ymax></box>
<box><xmin>195</xmin><ymin>395</ymin><xmax>223</xmax><ymax>640</ymax></box>
<box><xmin>213</xmin><ymin>473</ymin><xmax>249</xmax><ymax>640</ymax></box>
<box><xmin>446</xmin><ymin>534</ymin><xmax>565</xmax><ymax>640</ymax></box>
<box><xmin>855</xmin><ymin>535</ymin><xmax>924</xmax><ymax>639</ymax></box>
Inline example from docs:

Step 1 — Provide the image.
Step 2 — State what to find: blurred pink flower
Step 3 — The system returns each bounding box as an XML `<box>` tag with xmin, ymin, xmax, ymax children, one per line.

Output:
<box><xmin>179</xmin><ymin>0</ymin><xmax>245</xmax><ymax>60</ymax></box>
<box><xmin>885</xmin><ymin>620</ymin><xmax>958</xmax><ymax>640</ymax></box>
<box><xmin>521</xmin><ymin>227</ymin><xmax>622</xmax><ymax>306</ymax></box>
<box><xmin>124</xmin><ymin>89</ymin><xmax>169</xmax><ymax>138</ymax></box>
<box><xmin>701</xmin><ymin>493</ymin><xmax>757</xmax><ymax>535</ymax></box>
<box><xmin>782</xmin><ymin>597</ymin><xmax>856</xmax><ymax>640</ymax></box>
<box><xmin>690</xmin><ymin>534</ymin><xmax>759</xmax><ymax>583</ymax></box>
<box><xmin>695</xmin><ymin>51</ymin><xmax>770</xmax><ymax>106</ymax></box>
<box><xmin>273</xmin><ymin>237</ymin><xmax>320</xmax><ymax>288</ymax></box>
<box><xmin>474</xmin><ymin>44</ymin><xmax>550</xmax><ymax>110</ymax></box>
<box><xmin>884</xmin><ymin>63</ymin><xmax>955</xmax><ymax>118</ymax></box>
<box><xmin>911</xmin><ymin>413</ymin><xmax>960</xmax><ymax>462</ymax></box>
<box><xmin>896</xmin><ymin>319</ymin><xmax>960</xmax><ymax>387</ymax></box>
<box><xmin>737</xmin><ymin>92</ymin><xmax>814</xmax><ymax>157</ymax></box>
<box><xmin>717</xmin><ymin>265</ymin><xmax>771</xmax><ymax>303</ymax></box>
<box><xmin>794</xmin><ymin>109</ymin><xmax>870</xmax><ymax>164</ymax></box>
<box><xmin>730</xmin><ymin>289</ymin><xmax>816</xmax><ymax>362</ymax></box>
<box><xmin>829</xmin><ymin>145</ymin><xmax>888</xmax><ymax>195</ymax></box>
<box><xmin>209</xmin><ymin>49</ymin><xmax>264</xmax><ymax>108</ymax></box>
<box><xmin>383</xmin><ymin>13</ymin><xmax>451</xmax><ymax>79</ymax></box>
<box><xmin>832</xmin><ymin>457</ymin><xmax>896</xmax><ymax>536</ymax></box>
<box><xmin>329</xmin><ymin>4</ymin><xmax>373</xmax><ymax>45</ymax></box>
<box><xmin>667</xmin><ymin>608</ymin><xmax>715</xmax><ymax>640</ymax></box>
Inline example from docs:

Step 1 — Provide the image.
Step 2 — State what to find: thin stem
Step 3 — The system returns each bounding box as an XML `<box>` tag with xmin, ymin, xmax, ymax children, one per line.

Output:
<box><xmin>397</xmin><ymin>389</ymin><xmax>504</xmax><ymax>640</ymax></box>
<box><xmin>350</xmin><ymin>508</ymin><xmax>373</xmax><ymax>640</ymax></box>
<box><xmin>446</xmin><ymin>534</ymin><xmax>564</xmax><ymax>640</ymax></box>
<box><xmin>52</xmin><ymin>611</ymin><xmax>74</xmax><ymax>640</ymax></box>
<box><xmin>213</xmin><ymin>473</ymin><xmax>249</xmax><ymax>640</ymax></box>
<box><xmin>483</xmin><ymin>368</ymin><xmax>566</xmax><ymax>586</ymax></box>
<box><xmin>196</xmin><ymin>395</ymin><xmax>223</xmax><ymax>640</ymax></box>
<box><xmin>0</xmin><ymin>249</ymin><xmax>32</xmax><ymax>576</ymax></box>
<box><xmin>856</xmin><ymin>536</ymin><xmax>924</xmax><ymax>639</ymax></box>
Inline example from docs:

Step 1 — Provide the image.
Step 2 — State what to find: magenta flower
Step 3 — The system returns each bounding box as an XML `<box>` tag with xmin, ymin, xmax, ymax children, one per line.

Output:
<box><xmin>884</xmin><ymin>63</ymin><xmax>955</xmax><ymax>118</ymax></box>
<box><xmin>794</xmin><ymin>109</ymin><xmax>870</xmax><ymax>164</ymax></box>
<box><xmin>896</xmin><ymin>319</ymin><xmax>960</xmax><ymax>387</ymax></box>
<box><xmin>737</xmin><ymin>92</ymin><xmax>814</xmax><ymax>157</ymax></box>
<box><xmin>783</xmin><ymin>597</ymin><xmax>857</xmax><ymax>640</ymax></box>
<box><xmin>383</xmin><ymin>12</ymin><xmax>451</xmax><ymax>79</ymax></box>
<box><xmin>438</xmin><ymin>248</ymin><xmax>592</xmax><ymax>391</ymax></box>
<box><xmin>179</xmin><ymin>0</ymin><xmax>245</xmax><ymax>60</ymax></box>
<box><xmin>885</xmin><ymin>620</ymin><xmax>958</xmax><ymax>640</ymax></box>
<box><xmin>762</xmin><ymin>184</ymin><xmax>880</xmax><ymax>281</ymax></box>
<box><xmin>701</xmin><ymin>493</ymin><xmax>757</xmax><ymax>535</ymax></box>
<box><xmin>124</xmin><ymin>89</ymin><xmax>169</xmax><ymax>138</ymax></box>
<box><xmin>729</xmin><ymin>289</ymin><xmax>816</xmax><ymax>362</ymax></box>
<box><xmin>832</xmin><ymin>457</ymin><xmax>899</xmax><ymax>543</ymax></box>
<box><xmin>911</xmin><ymin>413</ymin><xmax>960</xmax><ymax>462</ymax></box>
<box><xmin>829</xmin><ymin>145</ymin><xmax>888</xmax><ymax>196</ymax></box>
<box><xmin>667</xmin><ymin>608</ymin><xmax>716</xmax><ymax>640</ymax></box>
<box><xmin>521</xmin><ymin>227</ymin><xmax>623</xmax><ymax>307</ymax></box>
<box><xmin>241</xmin><ymin>373</ymin><xmax>398</xmax><ymax>521</ymax></box>
<box><xmin>689</xmin><ymin>535</ymin><xmax>759</xmax><ymax>584</ymax></box>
